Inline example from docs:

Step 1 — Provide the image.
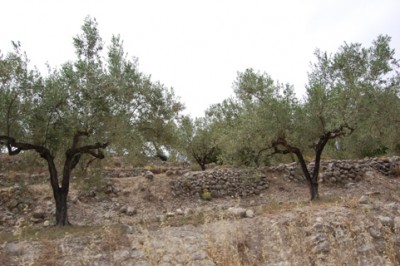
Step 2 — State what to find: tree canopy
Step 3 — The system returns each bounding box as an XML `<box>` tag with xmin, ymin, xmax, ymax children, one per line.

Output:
<box><xmin>0</xmin><ymin>17</ymin><xmax>184</xmax><ymax>225</ymax></box>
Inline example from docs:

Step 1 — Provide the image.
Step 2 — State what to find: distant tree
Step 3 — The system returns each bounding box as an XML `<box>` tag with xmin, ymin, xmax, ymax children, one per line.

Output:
<box><xmin>178</xmin><ymin>116</ymin><xmax>220</xmax><ymax>170</ymax></box>
<box><xmin>134</xmin><ymin>81</ymin><xmax>184</xmax><ymax>161</ymax></box>
<box><xmin>205</xmin><ymin>99</ymin><xmax>250</xmax><ymax>165</ymax></box>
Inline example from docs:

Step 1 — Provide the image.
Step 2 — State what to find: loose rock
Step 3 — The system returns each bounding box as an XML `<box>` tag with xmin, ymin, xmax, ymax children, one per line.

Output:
<box><xmin>145</xmin><ymin>171</ymin><xmax>154</xmax><ymax>181</ymax></box>
<box><xmin>227</xmin><ymin>207</ymin><xmax>246</xmax><ymax>218</ymax></box>
<box><xmin>126</xmin><ymin>207</ymin><xmax>137</xmax><ymax>216</ymax></box>
<box><xmin>358</xmin><ymin>195</ymin><xmax>369</xmax><ymax>205</ymax></box>
<box><xmin>245</xmin><ymin>209</ymin><xmax>255</xmax><ymax>218</ymax></box>
<box><xmin>32</xmin><ymin>208</ymin><xmax>46</xmax><ymax>219</ymax></box>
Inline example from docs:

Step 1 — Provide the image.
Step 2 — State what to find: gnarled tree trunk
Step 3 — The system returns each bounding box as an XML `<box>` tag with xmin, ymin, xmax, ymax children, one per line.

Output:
<box><xmin>294</xmin><ymin>150</ymin><xmax>319</xmax><ymax>200</ymax></box>
<box><xmin>270</xmin><ymin>125</ymin><xmax>353</xmax><ymax>201</ymax></box>
<box><xmin>55</xmin><ymin>189</ymin><xmax>69</xmax><ymax>226</ymax></box>
<box><xmin>1</xmin><ymin>133</ymin><xmax>107</xmax><ymax>226</ymax></box>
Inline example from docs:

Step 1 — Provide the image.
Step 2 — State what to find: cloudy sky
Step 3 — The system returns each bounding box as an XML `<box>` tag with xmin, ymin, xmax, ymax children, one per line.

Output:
<box><xmin>1</xmin><ymin>0</ymin><xmax>399</xmax><ymax>117</ymax></box>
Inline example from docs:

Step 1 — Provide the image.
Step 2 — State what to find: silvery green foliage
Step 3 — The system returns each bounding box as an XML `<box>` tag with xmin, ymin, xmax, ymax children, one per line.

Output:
<box><xmin>0</xmin><ymin>17</ymin><xmax>184</xmax><ymax>158</ymax></box>
<box><xmin>210</xmin><ymin>35</ymin><xmax>399</xmax><ymax>166</ymax></box>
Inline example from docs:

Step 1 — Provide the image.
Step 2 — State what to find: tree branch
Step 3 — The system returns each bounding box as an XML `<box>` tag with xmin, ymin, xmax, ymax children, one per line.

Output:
<box><xmin>270</xmin><ymin>137</ymin><xmax>300</xmax><ymax>155</ymax></box>
<box><xmin>62</xmin><ymin>141</ymin><xmax>108</xmax><ymax>189</ymax></box>
<box><xmin>328</xmin><ymin>124</ymin><xmax>354</xmax><ymax>139</ymax></box>
<box><xmin>0</xmin><ymin>135</ymin><xmax>51</xmax><ymax>158</ymax></box>
<box><xmin>65</xmin><ymin>142</ymin><xmax>107</xmax><ymax>170</ymax></box>
<box><xmin>71</xmin><ymin>131</ymin><xmax>90</xmax><ymax>149</ymax></box>
<box><xmin>0</xmin><ymin>135</ymin><xmax>60</xmax><ymax>192</ymax></box>
<box><xmin>67</xmin><ymin>142</ymin><xmax>108</xmax><ymax>157</ymax></box>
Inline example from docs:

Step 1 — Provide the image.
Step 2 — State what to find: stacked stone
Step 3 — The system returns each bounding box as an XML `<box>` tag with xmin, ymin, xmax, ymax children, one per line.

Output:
<box><xmin>316</xmin><ymin>160</ymin><xmax>364</xmax><ymax>183</ymax></box>
<box><xmin>269</xmin><ymin>156</ymin><xmax>400</xmax><ymax>184</ymax></box>
<box><xmin>365</xmin><ymin>157</ymin><xmax>400</xmax><ymax>176</ymax></box>
<box><xmin>170</xmin><ymin>169</ymin><xmax>269</xmax><ymax>198</ymax></box>
<box><xmin>268</xmin><ymin>162</ymin><xmax>305</xmax><ymax>182</ymax></box>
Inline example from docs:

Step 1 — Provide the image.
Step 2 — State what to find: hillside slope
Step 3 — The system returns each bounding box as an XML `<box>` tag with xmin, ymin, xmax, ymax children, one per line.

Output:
<box><xmin>1</xmin><ymin>160</ymin><xmax>400</xmax><ymax>265</ymax></box>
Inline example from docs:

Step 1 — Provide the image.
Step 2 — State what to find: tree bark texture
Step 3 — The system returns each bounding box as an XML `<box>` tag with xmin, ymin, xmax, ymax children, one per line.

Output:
<box><xmin>55</xmin><ymin>189</ymin><xmax>70</xmax><ymax>226</ymax></box>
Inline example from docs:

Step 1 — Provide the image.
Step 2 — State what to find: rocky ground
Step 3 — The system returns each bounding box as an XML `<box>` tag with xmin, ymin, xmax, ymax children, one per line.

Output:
<box><xmin>1</xmin><ymin>159</ymin><xmax>400</xmax><ymax>265</ymax></box>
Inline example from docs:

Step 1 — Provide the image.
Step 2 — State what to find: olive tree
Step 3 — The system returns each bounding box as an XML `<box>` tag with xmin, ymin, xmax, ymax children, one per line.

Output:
<box><xmin>177</xmin><ymin>116</ymin><xmax>220</xmax><ymax>170</ymax></box>
<box><xmin>229</xmin><ymin>35</ymin><xmax>399</xmax><ymax>200</ymax></box>
<box><xmin>205</xmin><ymin>98</ymin><xmax>253</xmax><ymax>165</ymax></box>
<box><xmin>0</xmin><ymin>17</ymin><xmax>184</xmax><ymax>225</ymax></box>
<box><xmin>0</xmin><ymin>18</ymin><xmax>118</xmax><ymax>225</ymax></box>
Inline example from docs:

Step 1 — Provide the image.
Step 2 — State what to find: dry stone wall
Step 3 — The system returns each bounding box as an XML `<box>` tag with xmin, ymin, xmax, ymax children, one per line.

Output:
<box><xmin>268</xmin><ymin>156</ymin><xmax>400</xmax><ymax>183</ymax></box>
<box><xmin>170</xmin><ymin>169</ymin><xmax>269</xmax><ymax>198</ymax></box>
<box><xmin>171</xmin><ymin>157</ymin><xmax>400</xmax><ymax>198</ymax></box>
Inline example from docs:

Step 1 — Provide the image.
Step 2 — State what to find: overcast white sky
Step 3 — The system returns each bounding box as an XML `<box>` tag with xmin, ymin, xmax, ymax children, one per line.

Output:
<box><xmin>1</xmin><ymin>0</ymin><xmax>399</xmax><ymax>117</ymax></box>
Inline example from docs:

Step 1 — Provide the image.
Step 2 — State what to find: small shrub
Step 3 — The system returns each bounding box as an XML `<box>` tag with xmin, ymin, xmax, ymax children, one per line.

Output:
<box><xmin>191</xmin><ymin>164</ymin><xmax>202</xmax><ymax>171</ymax></box>
<box><xmin>149</xmin><ymin>167</ymin><xmax>163</xmax><ymax>174</ymax></box>
<box><xmin>201</xmin><ymin>191</ymin><xmax>212</xmax><ymax>201</ymax></box>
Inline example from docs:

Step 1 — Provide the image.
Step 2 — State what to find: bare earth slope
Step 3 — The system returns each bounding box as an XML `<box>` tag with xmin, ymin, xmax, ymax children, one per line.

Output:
<box><xmin>1</xmin><ymin>163</ymin><xmax>400</xmax><ymax>265</ymax></box>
